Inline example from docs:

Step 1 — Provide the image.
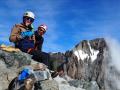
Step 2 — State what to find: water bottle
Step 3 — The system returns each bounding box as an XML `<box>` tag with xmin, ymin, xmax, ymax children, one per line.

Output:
<box><xmin>18</xmin><ymin>67</ymin><xmax>33</xmax><ymax>81</ymax></box>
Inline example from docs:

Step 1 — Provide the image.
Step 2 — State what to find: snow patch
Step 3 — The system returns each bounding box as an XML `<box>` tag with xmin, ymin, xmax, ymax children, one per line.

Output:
<box><xmin>88</xmin><ymin>41</ymin><xmax>99</xmax><ymax>62</ymax></box>
<box><xmin>74</xmin><ymin>49</ymin><xmax>88</xmax><ymax>61</ymax></box>
<box><xmin>73</xmin><ymin>41</ymin><xmax>99</xmax><ymax>62</ymax></box>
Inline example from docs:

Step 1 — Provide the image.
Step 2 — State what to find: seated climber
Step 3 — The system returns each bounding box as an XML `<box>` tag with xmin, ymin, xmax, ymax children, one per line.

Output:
<box><xmin>29</xmin><ymin>24</ymin><xmax>50</xmax><ymax>69</ymax></box>
<box><xmin>9</xmin><ymin>11</ymin><xmax>50</xmax><ymax>68</ymax></box>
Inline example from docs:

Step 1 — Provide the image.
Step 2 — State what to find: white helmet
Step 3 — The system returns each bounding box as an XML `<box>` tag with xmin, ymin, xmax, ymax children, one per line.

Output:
<box><xmin>39</xmin><ymin>24</ymin><xmax>47</xmax><ymax>31</ymax></box>
<box><xmin>23</xmin><ymin>11</ymin><xmax>35</xmax><ymax>19</ymax></box>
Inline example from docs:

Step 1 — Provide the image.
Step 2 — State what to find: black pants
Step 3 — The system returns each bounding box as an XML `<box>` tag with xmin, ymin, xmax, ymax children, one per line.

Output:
<box><xmin>30</xmin><ymin>50</ymin><xmax>50</xmax><ymax>69</ymax></box>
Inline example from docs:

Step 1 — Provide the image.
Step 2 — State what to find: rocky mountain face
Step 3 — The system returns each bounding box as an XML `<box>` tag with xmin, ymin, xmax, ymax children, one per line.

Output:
<box><xmin>50</xmin><ymin>38</ymin><xmax>107</xmax><ymax>90</ymax></box>
<box><xmin>67</xmin><ymin>38</ymin><xmax>106</xmax><ymax>88</ymax></box>
<box><xmin>0</xmin><ymin>38</ymin><xmax>119</xmax><ymax>90</ymax></box>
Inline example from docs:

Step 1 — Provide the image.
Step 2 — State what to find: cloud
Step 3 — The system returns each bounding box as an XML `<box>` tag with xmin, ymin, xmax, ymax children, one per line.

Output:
<box><xmin>105</xmin><ymin>37</ymin><xmax>120</xmax><ymax>90</ymax></box>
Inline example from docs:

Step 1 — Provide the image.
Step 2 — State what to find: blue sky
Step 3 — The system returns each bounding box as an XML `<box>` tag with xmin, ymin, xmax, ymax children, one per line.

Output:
<box><xmin>0</xmin><ymin>0</ymin><xmax>120</xmax><ymax>52</ymax></box>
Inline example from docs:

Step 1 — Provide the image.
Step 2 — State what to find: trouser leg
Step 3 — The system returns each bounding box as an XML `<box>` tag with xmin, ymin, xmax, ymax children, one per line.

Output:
<box><xmin>29</xmin><ymin>50</ymin><xmax>50</xmax><ymax>69</ymax></box>
<box><xmin>40</xmin><ymin>52</ymin><xmax>50</xmax><ymax>69</ymax></box>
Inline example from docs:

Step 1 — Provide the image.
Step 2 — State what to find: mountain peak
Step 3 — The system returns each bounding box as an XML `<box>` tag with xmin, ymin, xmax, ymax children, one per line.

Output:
<box><xmin>72</xmin><ymin>38</ymin><xmax>106</xmax><ymax>62</ymax></box>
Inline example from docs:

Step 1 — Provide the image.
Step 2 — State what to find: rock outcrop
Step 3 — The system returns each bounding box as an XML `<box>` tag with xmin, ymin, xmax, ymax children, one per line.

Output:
<box><xmin>0</xmin><ymin>50</ymin><xmax>34</xmax><ymax>90</ymax></box>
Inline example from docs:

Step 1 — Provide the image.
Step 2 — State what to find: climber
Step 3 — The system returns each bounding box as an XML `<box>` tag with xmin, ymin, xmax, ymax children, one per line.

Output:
<box><xmin>9</xmin><ymin>11</ymin><xmax>35</xmax><ymax>52</ymax></box>
<box><xmin>28</xmin><ymin>24</ymin><xmax>50</xmax><ymax>69</ymax></box>
<box><xmin>34</xmin><ymin>24</ymin><xmax>47</xmax><ymax>51</ymax></box>
<box><xmin>9</xmin><ymin>11</ymin><xmax>50</xmax><ymax>68</ymax></box>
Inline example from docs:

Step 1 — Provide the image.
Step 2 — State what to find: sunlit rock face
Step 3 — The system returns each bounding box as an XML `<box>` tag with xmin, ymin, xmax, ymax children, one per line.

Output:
<box><xmin>50</xmin><ymin>38</ymin><xmax>107</xmax><ymax>89</ymax></box>
<box><xmin>65</xmin><ymin>38</ymin><xmax>106</xmax><ymax>89</ymax></box>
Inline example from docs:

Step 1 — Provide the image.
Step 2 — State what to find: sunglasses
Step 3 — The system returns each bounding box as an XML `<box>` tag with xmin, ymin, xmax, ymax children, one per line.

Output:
<box><xmin>24</xmin><ymin>17</ymin><xmax>34</xmax><ymax>22</ymax></box>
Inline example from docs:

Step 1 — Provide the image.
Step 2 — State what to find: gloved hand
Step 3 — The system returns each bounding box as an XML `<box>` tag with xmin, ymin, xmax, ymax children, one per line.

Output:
<box><xmin>21</xmin><ymin>30</ymin><xmax>34</xmax><ymax>38</ymax></box>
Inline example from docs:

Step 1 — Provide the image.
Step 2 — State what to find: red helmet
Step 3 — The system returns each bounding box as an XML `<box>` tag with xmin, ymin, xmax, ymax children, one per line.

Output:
<box><xmin>38</xmin><ymin>24</ymin><xmax>47</xmax><ymax>31</ymax></box>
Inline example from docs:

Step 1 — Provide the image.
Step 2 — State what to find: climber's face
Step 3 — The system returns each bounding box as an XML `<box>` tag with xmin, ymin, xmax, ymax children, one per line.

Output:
<box><xmin>23</xmin><ymin>16</ymin><xmax>34</xmax><ymax>26</ymax></box>
<box><xmin>38</xmin><ymin>27</ymin><xmax>46</xmax><ymax>36</ymax></box>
